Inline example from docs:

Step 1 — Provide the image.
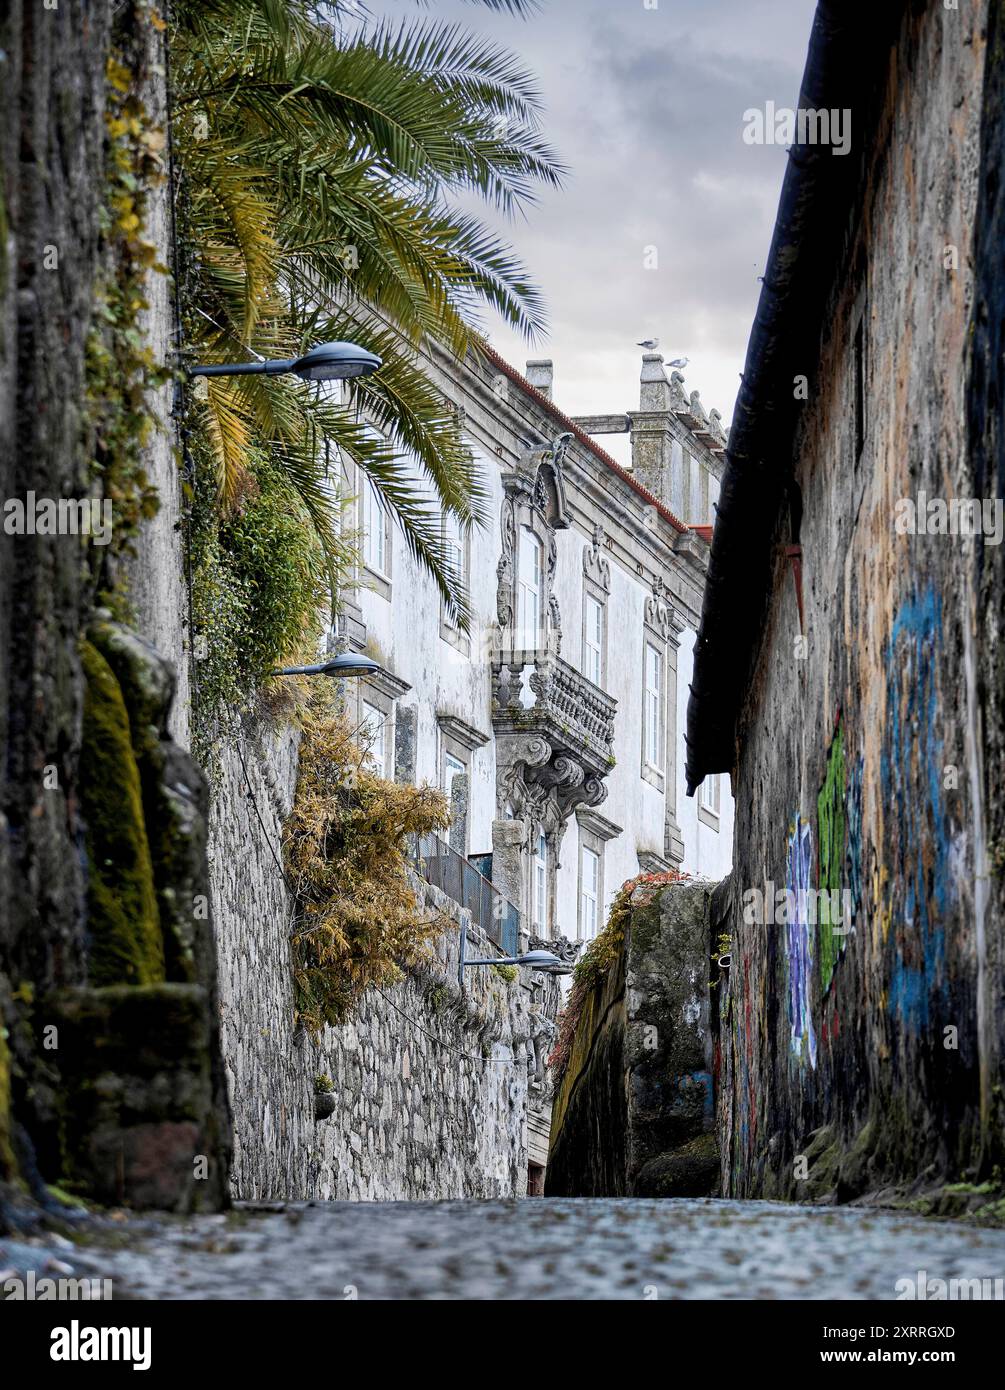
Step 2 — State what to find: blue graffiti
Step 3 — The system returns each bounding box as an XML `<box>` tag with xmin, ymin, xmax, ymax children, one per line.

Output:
<box><xmin>786</xmin><ymin>815</ymin><xmax>817</xmax><ymax>1068</ymax></box>
<box><xmin>882</xmin><ymin>586</ymin><xmax>949</xmax><ymax>1029</ymax></box>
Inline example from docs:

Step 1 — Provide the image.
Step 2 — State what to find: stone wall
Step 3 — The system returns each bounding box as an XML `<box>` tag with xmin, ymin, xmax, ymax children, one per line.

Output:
<box><xmin>717</xmin><ymin>0</ymin><xmax>1005</xmax><ymax>1208</ymax></box>
<box><xmin>210</xmin><ymin>713</ymin><xmax>554</xmax><ymax>1201</ymax></box>
<box><xmin>546</xmin><ymin>879</ymin><xmax>718</xmax><ymax>1197</ymax></box>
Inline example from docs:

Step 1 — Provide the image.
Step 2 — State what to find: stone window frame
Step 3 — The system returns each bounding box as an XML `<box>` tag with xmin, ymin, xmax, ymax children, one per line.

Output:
<box><xmin>352</xmin><ymin>668</ymin><xmax>412</xmax><ymax>779</ymax></box>
<box><xmin>358</xmin><ymin>686</ymin><xmax>394</xmax><ymax>778</ymax></box>
<box><xmin>574</xmin><ymin>806</ymin><xmax>622</xmax><ymax>940</ymax></box>
<box><xmin>698</xmin><ymin>771</ymin><xmax>721</xmax><ymax>831</ymax></box>
<box><xmin>437</xmin><ymin>713</ymin><xmax>489</xmax><ymax>858</ymax></box>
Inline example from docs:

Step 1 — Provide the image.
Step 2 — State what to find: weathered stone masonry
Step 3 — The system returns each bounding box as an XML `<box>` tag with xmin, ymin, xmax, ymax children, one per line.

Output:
<box><xmin>693</xmin><ymin>0</ymin><xmax>1005</xmax><ymax>1207</ymax></box>
<box><xmin>546</xmin><ymin>880</ymin><xmax>718</xmax><ymax>1198</ymax></box>
<box><xmin>211</xmin><ymin>719</ymin><xmax>554</xmax><ymax>1201</ymax></box>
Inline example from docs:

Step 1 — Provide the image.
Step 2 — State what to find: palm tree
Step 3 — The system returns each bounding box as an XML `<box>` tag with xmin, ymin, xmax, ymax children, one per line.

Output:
<box><xmin>170</xmin><ymin>0</ymin><xmax>563</xmax><ymax>624</ymax></box>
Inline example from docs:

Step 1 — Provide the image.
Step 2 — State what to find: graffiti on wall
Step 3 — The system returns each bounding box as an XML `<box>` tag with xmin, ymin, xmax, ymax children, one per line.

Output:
<box><xmin>785</xmin><ymin>814</ymin><xmax>817</xmax><ymax>1068</ymax></box>
<box><xmin>881</xmin><ymin>585</ymin><xmax>950</xmax><ymax>1030</ymax></box>
<box><xmin>816</xmin><ymin>715</ymin><xmax>864</xmax><ymax>998</ymax></box>
<box><xmin>817</xmin><ymin>720</ymin><xmax>847</xmax><ymax>995</ymax></box>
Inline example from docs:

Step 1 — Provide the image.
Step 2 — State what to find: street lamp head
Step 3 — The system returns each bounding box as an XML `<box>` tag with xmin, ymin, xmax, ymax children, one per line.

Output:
<box><xmin>189</xmin><ymin>339</ymin><xmax>382</xmax><ymax>383</ymax></box>
<box><xmin>290</xmin><ymin>341</ymin><xmax>382</xmax><ymax>383</ymax></box>
<box><xmin>514</xmin><ymin>950</ymin><xmax>573</xmax><ymax>974</ymax></box>
<box><xmin>273</xmin><ymin>653</ymin><xmax>384</xmax><ymax>680</ymax></box>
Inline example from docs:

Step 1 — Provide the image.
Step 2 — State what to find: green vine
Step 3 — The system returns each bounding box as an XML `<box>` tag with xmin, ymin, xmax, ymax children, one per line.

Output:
<box><xmin>84</xmin><ymin>14</ymin><xmax>172</xmax><ymax>613</ymax></box>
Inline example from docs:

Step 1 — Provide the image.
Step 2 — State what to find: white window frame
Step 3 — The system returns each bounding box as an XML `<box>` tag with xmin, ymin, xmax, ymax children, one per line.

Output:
<box><xmin>361</xmin><ymin>473</ymin><xmax>392</xmax><ymax>593</ymax></box>
<box><xmin>579</xmin><ymin>844</ymin><xmax>601</xmax><ymax>941</ymax></box>
<box><xmin>582</xmin><ymin>589</ymin><xmax>605</xmax><ymax>687</ymax></box>
<box><xmin>440</xmin><ymin>510</ymin><xmax>470</xmax><ymax>649</ymax></box>
<box><xmin>518</xmin><ymin>528</ymin><xmax>543</xmax><ymax>648</ymax></box>
<box><xmin>643</xmin><ymin>639</ymin><xmax>665</xmax><ymax>774</ymax></box>
<box><xmin>698</xmin><ymin>771</ymin><xmax>722</xmax><ymax>830</ymax></box>
<box><xmin>532</xmin><ymin>832</ymin><xmax>548</xmax><ymax>932</ymax></box>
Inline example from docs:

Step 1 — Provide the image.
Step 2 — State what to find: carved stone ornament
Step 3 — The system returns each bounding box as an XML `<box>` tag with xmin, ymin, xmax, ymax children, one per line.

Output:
<box><xmin>583</xmin><ymin>523</ymin><xmax>612</xmax><ymax>593</ymax></box>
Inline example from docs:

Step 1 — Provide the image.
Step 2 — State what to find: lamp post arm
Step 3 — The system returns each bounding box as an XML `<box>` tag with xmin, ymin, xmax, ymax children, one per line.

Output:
<box><xmin>189</xmin><ymin>359</ymin><xmax>296</xmax><ymax>379</ymax></box>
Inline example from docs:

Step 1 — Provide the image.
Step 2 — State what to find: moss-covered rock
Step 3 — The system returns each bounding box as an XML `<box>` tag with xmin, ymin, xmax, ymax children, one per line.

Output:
<box><xmin>79</xmin><ymin>640</ymin><xmax>164</xmax><ymax>987</ymax></box>
<box><xmin>633</xmin><ymin>1133</ymin><xmax>720</xmax><ymax>1198</ymax></box>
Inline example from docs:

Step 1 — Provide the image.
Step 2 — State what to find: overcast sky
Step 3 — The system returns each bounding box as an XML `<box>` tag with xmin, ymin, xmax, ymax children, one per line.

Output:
<box><xmin>372</xmin><ymin>0</ymin><xmax>819</xmax><ymax>460</ymax></box>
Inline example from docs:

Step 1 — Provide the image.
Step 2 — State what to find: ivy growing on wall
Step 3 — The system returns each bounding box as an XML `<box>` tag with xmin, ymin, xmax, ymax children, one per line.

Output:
<box><xmin>183</xmin><ymin>424</ymin><xmax>347</xmax><ymax>769</ymax></box>
<box><xmin>84</xmin><ymin>17</ymin><xmax>172</xmax><ymax>615</ymax></box>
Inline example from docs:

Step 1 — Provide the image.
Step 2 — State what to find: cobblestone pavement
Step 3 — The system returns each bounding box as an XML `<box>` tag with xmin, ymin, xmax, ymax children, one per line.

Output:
<box><xmin>6</xmin><ymin>1199</ymin><xmax>1005</xmax><ymax>1300</ymax></box>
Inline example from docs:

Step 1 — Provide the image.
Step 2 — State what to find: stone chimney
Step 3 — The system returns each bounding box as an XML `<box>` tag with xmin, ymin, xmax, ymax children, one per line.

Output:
<box><xmin>629</xmin><ymin>352</ymin><xmax>676</xmax><ymax>502</ymax></box>
<box><xmin>525</xmin><ymin>359</ymin><xmax>554</xmax><ymax>400</ymax></box>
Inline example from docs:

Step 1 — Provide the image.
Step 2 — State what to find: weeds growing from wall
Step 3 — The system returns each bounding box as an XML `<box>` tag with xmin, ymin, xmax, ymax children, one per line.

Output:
<box><xmin>284</xmin><ymin>688</ymin><xmax>451</xmax><ymax>1035</ymax></box>
<box><xmin>548</xmin><ymin>870</ymin><xmax>686</xmax><ymax>1084</ymax></box>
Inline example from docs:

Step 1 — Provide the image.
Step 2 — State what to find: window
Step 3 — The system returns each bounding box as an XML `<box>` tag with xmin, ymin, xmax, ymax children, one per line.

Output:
<box><xmin>362</xmin><ymin>476</ymin><xmax>389</xmax><ymax>577</ymax></box>
<box><xmin>518</xmin><ymin>529</ymin><xmax>543</xmax><ymax>646</ymax></box>
<box><xmin>532</xmin><ymin>833</ymin><xmax>548</xmax><ymax>931</ymax></box>
<box><xmin>643</xmin><ymin>641</ymin><xmax>664</xmax><ymax>768</ymax></box>
<box><xmin>583</xmin><ymin>592</ymin><xmax>603</xmax><ymax>686</ymax></box>
<box><xmin>580</xmin><ymin>846</ymin><xmax>600</xmax><ymax>940</ymax></box>
<box><xmin>699</xmin><ymin>772</ymin><xmax>721</xmax><ymax>827</ymax></box>
<box><xmin>361</xmin><ymin>700</ymin><xmax>388</xmax><ymax>774</ymax></box>
<box><xmin>442</xmin><ymin>513</ymin><xmax>466</xmax><ymax>631</ymax></box>
<box><xmin>443</xmin><ymin>751</ymin><xmax>465</xmax><ymax>796</ymax></box>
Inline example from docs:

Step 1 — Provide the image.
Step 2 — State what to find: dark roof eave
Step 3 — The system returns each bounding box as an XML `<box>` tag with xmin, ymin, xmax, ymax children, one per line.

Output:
<box><xmin>684</xmin><ymin>0</ymin><xmax>909</xmax><ymax>796</ymax></box>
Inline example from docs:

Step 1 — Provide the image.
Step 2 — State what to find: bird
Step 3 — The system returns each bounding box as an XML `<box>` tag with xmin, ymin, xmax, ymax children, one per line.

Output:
<box><xmin>666</xmin><ymin>355</ymin><xmax>689</xmax><ymax>370</ymax></box>
<box><xmin>636</xmin><ymin>338</ymin><xmax>659</xmax><ymax>350</ymax></box>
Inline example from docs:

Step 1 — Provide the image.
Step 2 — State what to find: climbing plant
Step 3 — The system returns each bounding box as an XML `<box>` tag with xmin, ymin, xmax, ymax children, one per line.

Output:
<box><xmin>548</xmin><ymin>870</ymin><xmax>687</xmax><ymax>1084</ymax></box>
<box><xmin>84</xmin><ymin>4</ymin><xmax>173</xmax><ymax>614</ymax></box>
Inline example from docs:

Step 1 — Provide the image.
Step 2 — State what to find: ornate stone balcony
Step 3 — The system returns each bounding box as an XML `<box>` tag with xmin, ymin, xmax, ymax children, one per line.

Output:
<box><xmin>491</xmin><ymin>642</ymin><xmax>618</xmax><ymax>820</ymax></box>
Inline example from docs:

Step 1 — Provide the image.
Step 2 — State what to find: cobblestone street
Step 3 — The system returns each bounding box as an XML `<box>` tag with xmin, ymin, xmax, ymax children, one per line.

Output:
<box><xmin>6</xmin><ymin>1199</ymin><xmax>1005</xmax><ymax>1300</ymax></box>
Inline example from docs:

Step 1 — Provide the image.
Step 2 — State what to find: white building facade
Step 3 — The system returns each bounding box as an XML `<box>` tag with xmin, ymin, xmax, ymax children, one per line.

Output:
<box><xmin>337</xmin><ymin>345</ymin><xmax>734</xmax><ymax>957</ymax></box>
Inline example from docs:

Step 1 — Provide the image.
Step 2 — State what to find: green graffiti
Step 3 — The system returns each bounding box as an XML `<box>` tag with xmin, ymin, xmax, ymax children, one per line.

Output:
<box><xmin>817</xmin><ymin>721</ymin><xmax>846</xmax><ymax>994</ymax></box>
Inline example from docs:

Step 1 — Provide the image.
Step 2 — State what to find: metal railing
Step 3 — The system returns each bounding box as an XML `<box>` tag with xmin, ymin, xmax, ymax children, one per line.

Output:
<box><xmin>412</xmin><ymin>833</ymin><xmax>520</xmax><ymax>957</ymax></box>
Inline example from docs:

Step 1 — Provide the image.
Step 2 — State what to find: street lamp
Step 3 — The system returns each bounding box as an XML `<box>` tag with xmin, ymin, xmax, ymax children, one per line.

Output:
<box><xmin>272</xmin><ymin>653</ymin><xmax>384</xmax><ymax>680</ymax></box>
<box><xmin>458</xmin><ymin>926</ymin><xmax>573</xmax><ymax>988</ymax></box>
<box><xmin>189</xmin><ymin>340</ymin><xmax>382</xmax><ymax>383</ymax></box>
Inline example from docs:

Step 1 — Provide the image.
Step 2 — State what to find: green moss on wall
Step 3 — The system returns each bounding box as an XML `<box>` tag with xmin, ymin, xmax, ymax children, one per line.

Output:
<box><xmin>79</xmin><ymin>640</ymin><xmax>164</xmax><ymax>987</ymax></box>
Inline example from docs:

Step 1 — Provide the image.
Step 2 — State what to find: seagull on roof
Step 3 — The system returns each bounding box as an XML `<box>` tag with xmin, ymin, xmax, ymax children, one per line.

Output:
<box><xmin>666</xmin><ymin>356</ymin><xmax>689</xmax><ymax>370</ymax></box>
<box><xmin>636</xmin><ymin>338</ymin><xmax>659</xmax><ymax>350</ymax></box>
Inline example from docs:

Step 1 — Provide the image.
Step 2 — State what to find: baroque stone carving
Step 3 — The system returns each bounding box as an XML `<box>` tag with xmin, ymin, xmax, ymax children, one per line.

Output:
<box><xmin>583</xmin><ymin>522</ymin><xmax>612</xmax><ymax>593</ymax></box>
<box><xmin>528</xmin><ymin>934</ymin><xmax>583</xmax><ymax>965</ymax></box>
<box><xmin>492</xmin><ymin>647</ymin><xmax>617</xmax><ymax>839</ymax></box>
<box><xmin>644</xmin><ymin>572</ymin><xmax>675</xmax><ymax>642</ymax></box>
